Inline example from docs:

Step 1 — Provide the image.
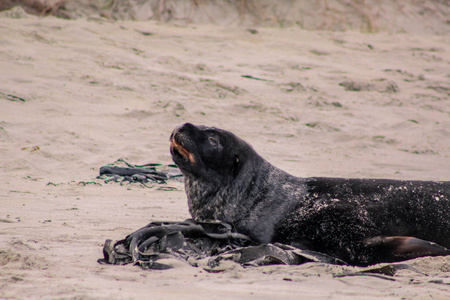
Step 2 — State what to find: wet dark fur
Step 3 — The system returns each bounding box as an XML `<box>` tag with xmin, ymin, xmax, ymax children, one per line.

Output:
<box><xmin>170</xmin><ymin>123</ymin><xmax>450</xmax><ymax>266</ymax></box>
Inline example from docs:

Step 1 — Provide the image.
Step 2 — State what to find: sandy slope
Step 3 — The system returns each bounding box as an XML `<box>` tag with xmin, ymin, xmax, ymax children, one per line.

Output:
<box><xmin>1</xmin><ymin>8</ymin><xmax>449</xmax><ymax>299</ymax></box>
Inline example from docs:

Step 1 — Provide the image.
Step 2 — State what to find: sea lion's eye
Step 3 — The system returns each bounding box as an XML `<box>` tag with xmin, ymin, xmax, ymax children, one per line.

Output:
<box><xmin>208</xmin><ymin>137</ymin><xmax>218</xmax><ymax>146</ymax></box>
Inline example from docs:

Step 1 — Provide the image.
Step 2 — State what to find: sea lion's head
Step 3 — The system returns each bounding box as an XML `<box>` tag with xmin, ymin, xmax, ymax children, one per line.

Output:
<box><xmin>170</xmin><ymin>123</ymin><xmax>257</xmax><ymax>180</ymax></box>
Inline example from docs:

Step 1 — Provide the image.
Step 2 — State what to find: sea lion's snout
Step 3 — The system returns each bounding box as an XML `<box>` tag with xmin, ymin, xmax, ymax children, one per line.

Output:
<box><xmin>170</xmin><ymin>123</ymin><xmax>197</xmax><ymax>165</ymax></box>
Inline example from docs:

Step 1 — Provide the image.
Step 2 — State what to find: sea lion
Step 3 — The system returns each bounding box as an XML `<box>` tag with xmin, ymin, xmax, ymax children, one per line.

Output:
<box><xmin>169</xmin><ymin>123</ymin><xmax>450</xmax><ymax>266</ymax></box>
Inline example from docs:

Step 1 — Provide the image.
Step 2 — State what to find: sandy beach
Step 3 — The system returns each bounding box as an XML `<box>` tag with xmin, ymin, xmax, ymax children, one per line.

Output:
<box><xmin>1</xmin><ymin>2</ymin><xmax>450</xmax><ymax>299</ymax></box>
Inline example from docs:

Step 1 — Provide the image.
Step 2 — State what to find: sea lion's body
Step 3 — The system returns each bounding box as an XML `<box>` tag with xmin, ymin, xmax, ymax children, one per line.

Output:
<box><xmin>170</xmin><ymin>123</ymin><xmax>450</xmax><ymax>266</ymax></box>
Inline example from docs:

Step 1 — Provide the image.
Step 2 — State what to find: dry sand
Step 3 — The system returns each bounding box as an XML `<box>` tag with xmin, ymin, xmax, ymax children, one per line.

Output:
<box><xmin>1</xmin><ymin>5</ymin><xmax>450</xmax><ymax>299</ymax></box>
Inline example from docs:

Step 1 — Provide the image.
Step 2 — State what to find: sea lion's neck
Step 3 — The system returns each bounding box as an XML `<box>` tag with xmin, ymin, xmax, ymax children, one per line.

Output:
<box><xmin>185</xmin><ymin>156</ymin><xmax>275</xmax><ymax>223</ymax></box>
<box><xmin>185</xmin><ymin>173</ymin><xmax>229</xmax><ymax>220</ymax></box>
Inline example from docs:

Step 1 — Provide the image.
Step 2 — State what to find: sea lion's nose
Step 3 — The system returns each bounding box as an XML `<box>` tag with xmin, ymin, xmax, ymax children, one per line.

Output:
<box><xmin>180</xmin><ymin>123</ymin><xmax>196</xmax><ymax>131</ymax></box>
<box><xmin>170</xmin><ymin>123</ymin><xmax>196</xmax><ymax>139</ymax></box>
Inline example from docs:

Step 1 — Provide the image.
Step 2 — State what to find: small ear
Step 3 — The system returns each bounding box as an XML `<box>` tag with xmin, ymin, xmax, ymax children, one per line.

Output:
<box><xmin>232</xmin><ymin>155</ymin><xmax>240</xmax><ymax>177</ymax></box>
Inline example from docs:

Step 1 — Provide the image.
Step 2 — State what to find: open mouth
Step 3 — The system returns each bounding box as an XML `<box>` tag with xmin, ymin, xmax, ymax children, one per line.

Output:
<box><xmin>170</xmin><ymin>138</ymin><xmax>195</xmax><ymax>164</ymax></box>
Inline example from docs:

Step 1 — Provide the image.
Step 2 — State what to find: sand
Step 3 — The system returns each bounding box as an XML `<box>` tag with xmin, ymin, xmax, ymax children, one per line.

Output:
<box><xmin>1</xmin><ymin>5</ymin><xmax>449</xmax><ymax>299</ymax></box>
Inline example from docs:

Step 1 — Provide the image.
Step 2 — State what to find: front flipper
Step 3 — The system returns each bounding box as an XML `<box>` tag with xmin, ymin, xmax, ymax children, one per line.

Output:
<box><xmin>364</xmin><ymin>236</ymin><xmax>450</xmax><ymax>264</ymax></box>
